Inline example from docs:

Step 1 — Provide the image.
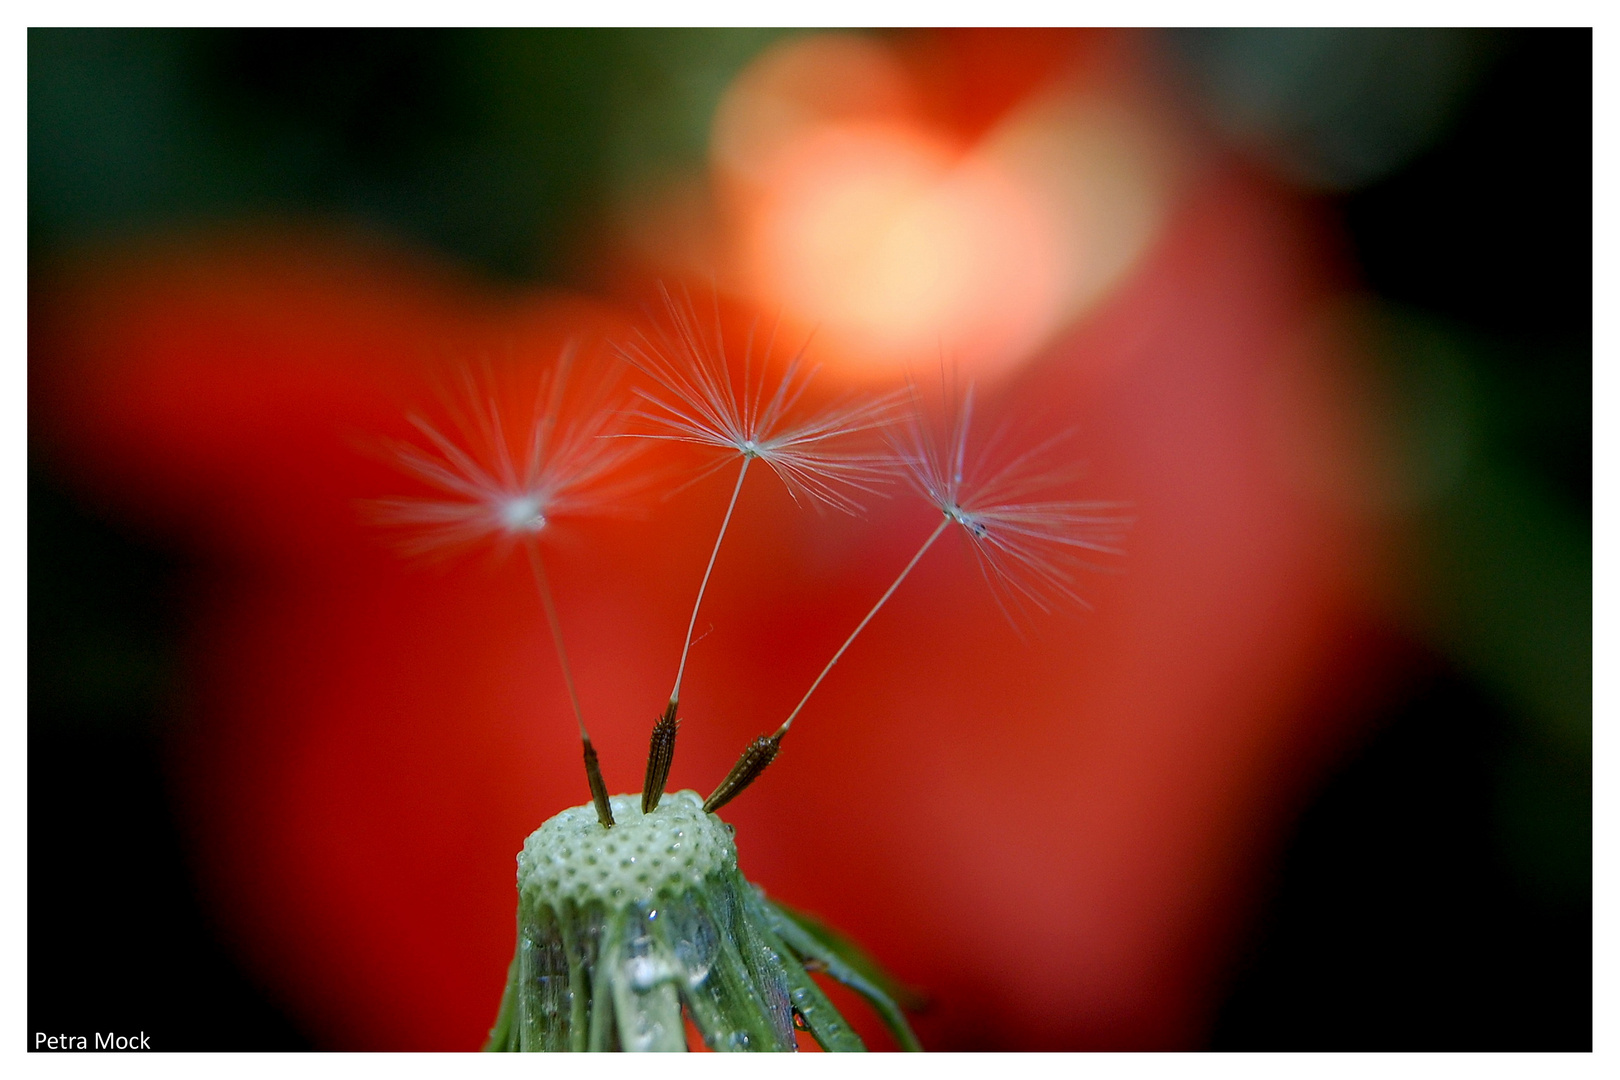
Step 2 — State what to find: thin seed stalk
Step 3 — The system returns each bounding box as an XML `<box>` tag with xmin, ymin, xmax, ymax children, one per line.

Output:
<box><xmin>701</xmin><ymin>516</ymin><xmax>953</xmax><ymax>813</ymax></box>
<box><xmin>649</xmin><ymin>455</ymin><xmax>751</xmax><ymax>815</ymax></box>
<box><xmin>672</xmin><ymin>455</ymin><xmax>751</xmax><ymax>704</ymax></box>
<box><xmin>525</xmin><ymin>538</ymin><xmax>614</xmax><ymax>827</ymax></box>
<box><xmin>776</xmin><ymin>517</ymin><xmax>951</xmax><ymax>737</ymax></box>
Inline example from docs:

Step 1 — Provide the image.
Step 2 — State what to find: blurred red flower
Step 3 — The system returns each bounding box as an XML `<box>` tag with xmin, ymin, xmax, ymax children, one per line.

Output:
<box><xmin>32</xmin><ymin>143</ymin><xmax>1383</xmax><ymax>1048</ymax></box>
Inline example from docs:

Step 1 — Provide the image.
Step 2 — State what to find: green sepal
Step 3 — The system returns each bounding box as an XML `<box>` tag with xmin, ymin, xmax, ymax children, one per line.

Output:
<box><xmin>762</xmin><ymin>898</ymin><xmax>923</xmax><ymax>1052</ymax></box>
<box><xmin>587</xmin><ymin>912</ymin><xmax>623</xmax><ymax>1051</ymax></box>
<box><xmin>688</xmin><ymin>886</ymin><xmax>797</xmax><ymax>1050</ymax></box>
<box><xmin>484</xmin><ymin>944</ymin><xmax>520</xmax><ymax>1051</ymax></box>
<box><xmin>610</xmin><ymin>907</ymin><xmax>685</xmax><ymax>1051</ymax></box>
<box><xmin>554</xmin><ymin>899</ymin><xmax>590</xmax><ymax>1051</ymax></box>
<box><xmin>512</xmin><ymin>897</ymin><xmax>576</xmax><ymax>1050</ymax></box>
<box><xmin>741</xmin><ymin>892</ymin><xmax>865</xmax><ymax>1051</ymax></box>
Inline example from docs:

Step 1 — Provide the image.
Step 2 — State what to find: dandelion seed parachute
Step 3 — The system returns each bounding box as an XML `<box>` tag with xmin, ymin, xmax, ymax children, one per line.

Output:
<box><xmin>617</xmin><ymin>285</ymin><xmax>904</xmax><ymax>515</ymax></box>
<box><xmin>892</xmin><ymin>384</ymin><xmax>1132</xmax><ymax>621</ymax></box>
<box><xmin>615</xmin><ymin>286</ymin><xmax>907</xmax><ymax>812</ymax></box>
<box><xmin>374</xmin><ymin>350</ymin><xmax>645</xmax><ymax>828</ymax></box>
<box><xmin>704</xmin><ymin>382</ymin><xmax>1129</xmax><ymax>815</ymax></box>
<box><xmin>370</xmin><ymin>352</ymin><xmax>643</xmax><ymax>559</ymax></box>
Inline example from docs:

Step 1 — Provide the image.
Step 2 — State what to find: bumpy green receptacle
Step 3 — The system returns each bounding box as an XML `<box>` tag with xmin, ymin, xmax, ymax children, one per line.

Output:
<box><xmin>484</xmin><ymin>790</ymin><xmax>920</xmax><ymax>1052</ymax></box>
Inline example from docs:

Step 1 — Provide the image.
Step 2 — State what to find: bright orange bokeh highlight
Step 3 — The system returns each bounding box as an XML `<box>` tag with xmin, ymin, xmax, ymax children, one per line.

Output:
<box><xmin>691</xmin><ymin>31</ymin><xmax>1177</xmax><ymax>383</ymax></box>
<box><xmin>736</xmin><ymin>120</ymin><xmax>1061</xmax><ymax>377</ymax></box>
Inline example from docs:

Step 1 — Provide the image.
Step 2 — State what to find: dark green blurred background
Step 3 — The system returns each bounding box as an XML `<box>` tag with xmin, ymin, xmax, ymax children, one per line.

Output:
<box><xmin>29</xmin><ymin>29</ymin><xmax>1590</xmax><ymax>1049</ymax></box>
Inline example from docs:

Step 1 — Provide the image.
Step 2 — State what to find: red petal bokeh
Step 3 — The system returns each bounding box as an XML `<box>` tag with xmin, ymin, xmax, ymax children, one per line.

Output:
<box><xmin>32</xmin><ymin>136</ymin><xmax>1385</xmax><ymax>1049</ymax></box>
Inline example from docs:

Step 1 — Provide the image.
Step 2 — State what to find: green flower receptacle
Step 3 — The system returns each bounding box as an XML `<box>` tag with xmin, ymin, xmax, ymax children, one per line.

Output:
<box><xmin>485</xmin><ymin>790</ymin><xmax>920</xmax><ymax>1052</ymax></box>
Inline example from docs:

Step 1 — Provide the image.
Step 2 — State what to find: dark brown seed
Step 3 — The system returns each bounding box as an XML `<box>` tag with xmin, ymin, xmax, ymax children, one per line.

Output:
<box><xmin>702</xmin><ymin>733</ymin><xmax>782</xmax><ymax>814</ymax></box>
<box><xmin>583</xmin><ymin>737</ymin><xmax>615</xmax><ymax>828</ymax></box>
<box><xmin>642</xmin><ymin>700</ymin><xmax>680</xmax><ymax>814</ymax></box>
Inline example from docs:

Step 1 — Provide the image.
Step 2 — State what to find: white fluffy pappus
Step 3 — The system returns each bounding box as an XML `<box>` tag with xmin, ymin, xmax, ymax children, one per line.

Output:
<box><xmin>616</xmin><ymin>285</ymin><xmax>904</xmax><ymax>515</ymax></box>
<box><xmin>891</xmin><ymin>383</ymin><xmax>1132</xmax><ymax>620</ymax></box>
<box><xmin>370</xmin><ymin>347</ymin><xmax>644</xmax><ymax>559</ymax></box>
